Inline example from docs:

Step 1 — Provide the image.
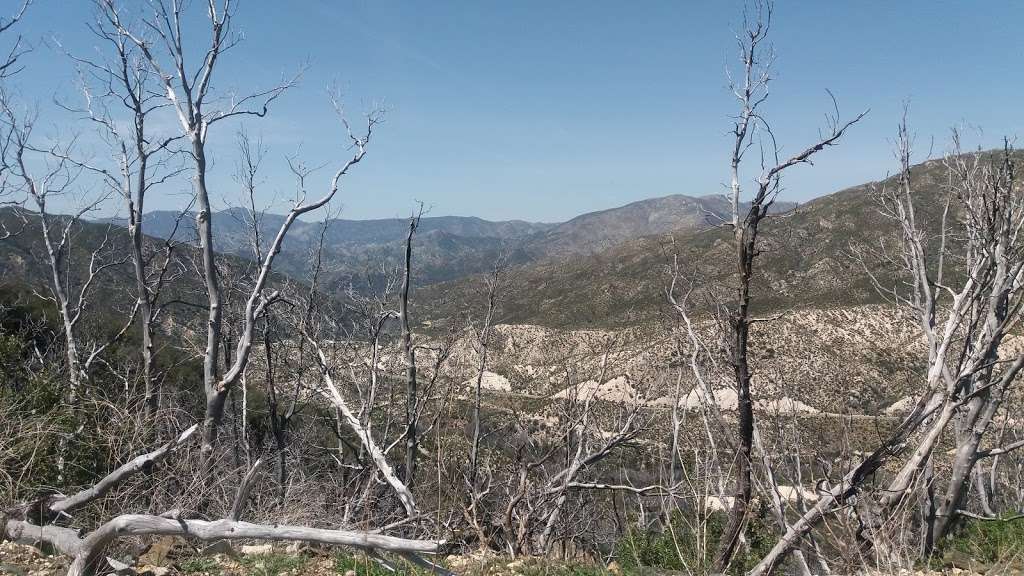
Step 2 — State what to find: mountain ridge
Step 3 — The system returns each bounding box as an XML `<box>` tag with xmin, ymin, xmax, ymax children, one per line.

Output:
<box><xmin>1</xmin><ymin>153</ymin><xmax>1000</xmax><ymax>335</ymax></box>
<box><xmin>95</xmin><ymin>193</ymin><xmax>767</xmax><ymax>291</ymax></box>
<box><xmin>413</xmin><ymin>153</ymin><xmax>973</xmax><ymax>329</ymax></box>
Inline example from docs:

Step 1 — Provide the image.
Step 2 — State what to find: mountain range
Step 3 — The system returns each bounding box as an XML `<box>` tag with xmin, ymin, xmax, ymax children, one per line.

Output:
<box><xmin>101</xmin><ymin>194</ymin><xmax>797</xmax><ymax>294</ymax></box>
<box><xmin>417</xmin><ymin>157</ymin><xmax>958</xmax><ymax>328</ymax></box>
<box><xmin>0</xmin><ymin>153</ymin><xmax>971</xmax><ymax>335</ymax></box>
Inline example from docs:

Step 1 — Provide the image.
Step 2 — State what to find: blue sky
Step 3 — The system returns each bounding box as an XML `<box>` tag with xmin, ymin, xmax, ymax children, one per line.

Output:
<box><xmin>10</xmin><ymin>1</ymin><xmax>1024</xmax><ymax>222</ymax></box>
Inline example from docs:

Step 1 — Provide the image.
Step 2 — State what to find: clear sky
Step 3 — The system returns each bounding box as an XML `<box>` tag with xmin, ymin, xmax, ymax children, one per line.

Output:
<box><xmin>9</xmin><ymin>1</ymin><xmax>1024</xmax><ymax>222</ymax></box>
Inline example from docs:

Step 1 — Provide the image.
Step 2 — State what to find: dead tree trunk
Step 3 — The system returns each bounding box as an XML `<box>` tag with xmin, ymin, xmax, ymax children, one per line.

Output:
<box><xmin>64</xmin><ymin>18</ymin><xmax>189</xmax><ymax>419</ymax></box>
<box><xmin>99</xmin><ymin>0</ymin><xmax>298</xmax><ymax>459</ymax></box>
<box><xmin>469</xmin><ymin>260</ymin><xmax>501</xmax><ymax>509</ymax></box>
<box><xmin>715</xmin><ymin>222</ymin><xmax>758</xmax><ymax>570</ymax></box>
<box><xmin>708</xmin><ymin>3</ymin><xmax>865</xmax><ymax>569</ymax></box>
<box><xmin>308</xmin><ymin>337</ymin><xmax>419</xmax><ymax>517</ymax></box>
<box><xmin>400</xmin><ymin>215</ymin><xmax>420</xmax><ymax>488</ymax></box>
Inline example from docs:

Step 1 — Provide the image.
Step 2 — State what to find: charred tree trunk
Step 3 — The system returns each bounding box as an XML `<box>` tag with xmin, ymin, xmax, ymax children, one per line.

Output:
<box><xmin>400</xmin><ymin>216</ymin><xmax>419</xmax><ymax>489</ymax></box>
<box><xmin>714</xmin><ymin>219</ymin><xmax>759</xmax><ymax>571</ymax></box>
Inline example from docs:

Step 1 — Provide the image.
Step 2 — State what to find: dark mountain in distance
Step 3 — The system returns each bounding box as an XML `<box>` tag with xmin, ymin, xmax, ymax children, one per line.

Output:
<box><xmin>120</xmin><ymin>209</ymin><xmax>553</xmax><ymax>248</ymax></box>
<box><xmin>97</xmin><ymin>194</ymin><xmax>767</xmax><ymax>292</ymax></box>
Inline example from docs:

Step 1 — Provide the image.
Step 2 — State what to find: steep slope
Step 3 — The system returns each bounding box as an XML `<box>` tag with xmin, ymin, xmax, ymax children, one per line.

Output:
<box><xmin>0</xmin><ymin>208</ymin><xmax>305</xmax><ymax>342</ymax></box>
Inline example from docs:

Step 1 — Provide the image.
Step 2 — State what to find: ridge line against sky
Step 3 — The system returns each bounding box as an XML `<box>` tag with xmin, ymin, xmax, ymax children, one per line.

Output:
<box><xmin>9</xmin><ymin>0</ymin><xmax>1024</xmax><ymax>222</ymax></box>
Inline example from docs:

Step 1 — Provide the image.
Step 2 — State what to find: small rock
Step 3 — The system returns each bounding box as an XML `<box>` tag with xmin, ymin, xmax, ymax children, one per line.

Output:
<box><xmin>199</xmin><ymin>541</ymin><xmax>239</xmax><ymax>559</ymax></box>
<box><xmin>607</xmin><ymin>560</ymin><xmax>622</xmax><ymax>575</ymax></box>
<box><xmin>240</xmin><ymin>544</ymin><xmax>273</xmax><ymax>556</ymax></box>
<box><xmin>344</xmin><ymin>570</ymin><xmax>357</xmax><ymax>576</ymax></box>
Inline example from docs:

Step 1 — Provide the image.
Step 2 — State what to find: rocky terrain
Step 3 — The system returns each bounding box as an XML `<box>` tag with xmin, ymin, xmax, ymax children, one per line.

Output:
<box><xmin>436</xmin><ymin>304</ymin><xmax>925</xmax><ymax>418</ymax></box>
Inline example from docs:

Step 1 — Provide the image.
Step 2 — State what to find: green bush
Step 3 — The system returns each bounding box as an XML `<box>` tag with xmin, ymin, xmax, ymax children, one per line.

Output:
<box><xmin>941</xmin><ymin>516</ymin><xmax>1024</xmax><ymax>565</ymax></box>
<box><xmin>616</xmin><ymin>509</ymin><xmax>718</xmax><ymax>573</ymax></box>
<box><xmin>615</xmin><ymin>504</ymin><xmax>775</xmax><ymax>575</ymax></box>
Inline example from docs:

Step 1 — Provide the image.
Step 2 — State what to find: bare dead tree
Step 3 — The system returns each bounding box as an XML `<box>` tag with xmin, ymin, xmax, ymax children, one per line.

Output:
<box><xmin>2</xmin><ymin>424</ymin><xmax>447</xmax><ymax>576</ymax></box>
<box><xmin>305</xmin><ymin>332</ymin><xmax>420</xmax><ymax>519</ymax></box>
<box><xmin>676</xmin><ymin>2</ymin><xmax>868</xmax><ymax>571</ymax></box>
<box><xmin>536</xmin><ymin>345</ymin><xmax>649</xmax><ymax>553</ymax></box>
<box><xmin>861</xmin><ymin>129</ymin><xmax>1024</xmax><ymax>557</ymax></box>
<box><xmin>291</xmin><ymin>215</ymin><xmax>423</xmax><ymax>521</ymax></box>
<box><xmin>0</xmin><ymin>98</ymin><xmax>144</xmax><ymax>418</ymax></box>
<box><xmin>401</xmin><ymin>209</ymin><xmax>421</xmax><ymax>489</ymax></box>
<box><xmin>96</xmin><ymin>0</ymin><xmax>299</xmax><ymax>457</ymax></box>
<box><xmin>0</xmin><ymin>2</ymin><xmax>465</xmax><ymax>574</ymax></box>
<box><xmin>0</xmin><ymin>1</ymin><xmax>30</xmax><ymax>212</ymax></box>
<box><xmin>54</xmin><ymin>8</ymin><xmax>188</xmax><ymax>418</ymax></box>
<box><xmin>747</xmin><ymin>121</ymin><xmax>1024</xmax><ymax>576</ymax></box>
<box><xmin>196</xmin><ymin>99</ymin><xmax>379</xmax><ymax>471</ymax></box>
<box><xmin>0</xmin><ymin>1</ymin><xmax>30</xmax><ymax>80</ymax></box>
<box><xmin>465</xmin><ymin>259</ymin><xmax>503</xmax><ymax>542</ymax></box>
<box><xmin>344</xmin><ymin>264</ymin><xmax>400</xmax><ymax>435</ymax></box>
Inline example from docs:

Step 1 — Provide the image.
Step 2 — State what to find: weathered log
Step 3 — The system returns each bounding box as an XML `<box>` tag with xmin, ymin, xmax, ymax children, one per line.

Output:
<box><xmin>65</xmin><ymin>515</ymin><xmax>445</xmax><ymax>576</ymax></box>
<box><xmin>4</xmin><ymin>519</ymin><xmax>84</xmax><ymax>556</ymax></box>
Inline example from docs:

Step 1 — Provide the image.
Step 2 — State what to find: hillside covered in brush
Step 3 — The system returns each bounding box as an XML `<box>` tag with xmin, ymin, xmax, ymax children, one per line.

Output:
<box><xmin>415</xmin><ymin>155</ymin><xmax>971</xmax><ymax>329</ymax></box>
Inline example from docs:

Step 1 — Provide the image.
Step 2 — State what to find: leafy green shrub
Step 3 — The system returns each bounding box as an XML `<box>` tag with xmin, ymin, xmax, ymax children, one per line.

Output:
<box><xmin>739</xmin><ymin>505</ymin><xmax>776</xmax><ymax>573</ymax></box>
<box><xmin>940</xmin><ymin>516</ymin><xmax>1024</xmax><ymax>565</ymax></box>
<box><xmin>616</xmin><ymin>509</ymin><xmax>718</xmax><ymax>573</ymax></box>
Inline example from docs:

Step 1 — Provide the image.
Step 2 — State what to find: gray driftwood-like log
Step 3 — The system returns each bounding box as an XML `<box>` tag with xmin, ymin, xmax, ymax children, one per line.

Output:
<box><xmin>2</xmin><ymin>421</ymin><xmax>449</xmax><ymax>576</ymax></box>
<box><xmin>4</xmin><ymin>515</ymin><xmax>447</xmax><ymax>576</ymax></box>
<box><xmin>65</xmin><ymin>516</ymin><xmax>445</xmax><ymax>576</ymax></box>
